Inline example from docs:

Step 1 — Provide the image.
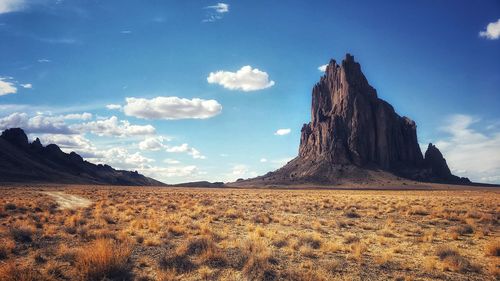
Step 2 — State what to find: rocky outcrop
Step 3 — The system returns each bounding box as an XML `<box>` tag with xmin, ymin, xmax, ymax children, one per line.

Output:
<box><xmin>235</xmin><ymin>54</ymin><xmax>470</xmax><ymax>185</ymax></box>
<box><xmin>0</xmin><ymin>128</ymin><xmax>164</xmax><ymax>185</ymax></box>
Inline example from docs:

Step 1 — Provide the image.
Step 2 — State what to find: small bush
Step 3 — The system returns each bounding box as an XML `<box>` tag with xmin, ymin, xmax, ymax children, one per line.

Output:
<box><xmin>10</xmin><ymin>225</ymin><xmax>34</xmax><ymax>243</ymax></box>
<box><xmin>4</xmin><ymin>203</ymin><xmax>16</xmax><ymax>211</ymax></box>
<box><xmin>485</xmin><ymin>240</ymin><xmax>500</xmax><ymax>256</ymax></box>
<box><xmin>344</xmin><ymin>210</ymin><xmax>360</xmax><ymax>218</ymax></box>
<box><xmin>0</xmin><ymin>262</ymin><xmax>45</xmax><ymax>281</ymax></box>
<box><xmin>75</xmin><ymin>239</ymin><xmax>132</xmax><ymax>281</ymax></box>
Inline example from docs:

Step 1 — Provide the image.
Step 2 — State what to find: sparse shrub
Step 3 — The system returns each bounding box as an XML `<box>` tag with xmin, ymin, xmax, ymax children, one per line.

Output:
<box><xmin>178</xmin><ymin>236</ymin><xmax>213</xmax><ymax>256</ymax></box>
<box><xmin>10</xmin><ymin>224</ymin><xmax>34</xmax><ymax>243</ymax></box>
<box><xmin>408</xmin><ymin>206</ymin><xmax>429</xmax><ymax>216</ymax></box>
<box><xmin>375</xmin><ymin>252</ymin><xmax>394</xmax><ymax>268</ymax></box>
<box><xmin>160</xmin><ymin>253</ymin><xmax>195</xmax><ymax>274</ymax></box>
<box><xmin>299</xmin><ymin>233</ymin><xmax>322</xmax><ymax>249</ymax></box>
<box><xmin>4</xmin><ymin>203</ymin><xmax>16</xmax><ymax>211</ymax></box>
<box><xmin>485</xmin><ymin>239</ymin><xmax>500</xmax><ymax>256</ymax></box>
<box><xmin>344</xmin><ymin>209</ymin><xmax>360</xmax><ymax>218</ymax></box>
<box><xmin>343</xmin><ymin>234</ymin><xmax>359</xmax><ymax>244</ymax></box>
<box><xmin>225</xmin><ymin>208</ymin><xmax>243</xmax><ymax>219</ymax></box>
<box><xmin>168</xmin><ymin>225</ymin><xmax>186</xmax><ymax>237</ymax></box>
<box><xmin>0</xmin><ymin>262</ymin><xmax>45</xmax><ymax>281</ymax></box>
<box><xmin>435</xmin><ymin>245</ymin><xmax>479</xmax><ymax>273</ymax></box>
<box><xmin>350</xmin><ymin>242</ymin><xmax>365</xmax><ymax>262</ymax></box>
<box><xmin>75</xmin><ymin>238</ymin><xmax>132</xmax><ymax>281</ymax></box>
<box><xmin>241</xmin><ymin>237</ymin><xmax>275</xmax><ymax>281</ymax></box>
<box><xmin>253</xmin><ymin>213</ymin><xmax>272</xmax><ymax>224</ymax></box>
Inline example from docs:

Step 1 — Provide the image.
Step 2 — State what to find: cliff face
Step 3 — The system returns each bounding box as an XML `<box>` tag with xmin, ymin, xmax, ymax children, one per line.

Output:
<box><xmin>236</xmin><ymin>54</ymin><xmax>469</xmax><ymax>185</ymax></box>
<box><xmin>0</xmin><ymin>128</ymin><xmax>164</xmax><ymax>186</ymax></box>
<box><xmin>299</xmin><ymin>55</ymin><xmax>423</xmax><ymax>171</ymax></box>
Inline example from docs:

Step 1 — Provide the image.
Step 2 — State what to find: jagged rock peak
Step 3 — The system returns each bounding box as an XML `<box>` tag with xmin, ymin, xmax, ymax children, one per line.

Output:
<box><xmin>300</xmin><ymin>54</ymin><xmax>423</xmax><ymax>171</ymax></box>
<box><xmin>236</xmin><ymin>54</ymin><xmax>472</xmax><ymax>186</ymax></box>
<box><xmin>1</xmin><ymin>128</ymin><xmax>29</xmax><ymax>148</ymax></box>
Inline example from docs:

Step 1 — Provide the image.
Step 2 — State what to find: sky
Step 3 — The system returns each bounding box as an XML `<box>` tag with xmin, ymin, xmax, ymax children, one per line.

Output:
<box><xmin>0</xmin><ymin>0</ymin><xmax>499</xmax><ymax>184</ymax></box>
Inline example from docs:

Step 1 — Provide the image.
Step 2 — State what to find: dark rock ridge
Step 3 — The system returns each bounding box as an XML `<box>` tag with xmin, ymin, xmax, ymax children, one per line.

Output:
<box><xmin>0</xmin><ymin>128</ymin><xmax>164</xmax><ymax>185</ymax></box>
<box><xmin>237</xmin><ymin>54</ymin><xmax>470</xmax><ymax>185</ymax></box>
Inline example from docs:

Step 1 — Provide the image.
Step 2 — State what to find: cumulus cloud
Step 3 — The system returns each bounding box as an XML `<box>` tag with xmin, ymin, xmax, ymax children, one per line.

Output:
<box><xmin>318</xmin><ymin>64</ymin><xmax>328</xmax><ymax>72</ymax></box>
<box><xmin>166</xmin><ymin>143</ymin><xmax>206</xmax><ymax>159</ymax></box>
<box><xmin>274</xmin><ymin>128</ymin><xmax>291</xmax><ymax>136</ymax></box>
<box><xmin>260</xmin><ymin>158</ymin><xmax>268</xmax><ymax>163</ymax></box>
<box><xmin>63</xmin><ymin>113</ymin><xmax>92</xmax><ymax>120</ymax></box>
<box><xmin>20</xmin><ymin>83</ymin><xmax>32</xmax><ymax>89</ymax></box>
<box><xmin>0</xmin><ymin>0</ymin><xmax>26</xmax><ymax>14</ymax></box>
<box><xmin>0</xmin><ymin>112</ymin><xmax>75</xmax><ymax>134</ymax></box>
<box><xmin>73</xmin><ymin>116</ymin><xmax>155</xmax><ymax>137</ymax></box>
<box><xmin>106</xmin><ymin>104</ymin><xmax>122</xmax><ymax>110</ymax></box>
<box><xmin>207</xmin><ymin>66</ymin><xmax>275</xmax><ymax>92</ymax></box>
<box><xmin>139</xmin><ymin>136</ymin><xmax>169</xmax><ymax>151</ymax></box>
<box><xmin>227</xmin><ymin>164</ymin><xmax>258</xmax><ymax>181</ymax></box>
<box><xmin>36</xmin><ymin>134</ymin><xmax>95</xmax><ymax>156</ymax></box>
<box><xmin>123</xmin><ymin>97</ymin><xmax>222</xmax><ymax>120</ymax></box>
<box><xmin>479</xmin><ymin>18</ymin><xmax>500</xmax><ymax>40</ymax></box>
<box><xmin>164</xmin><ymin>158</ymin><xmax>180</xmax><ymax>164</ymax></box>
<box><xmin>431</xmin><ymin>114</ymin><xmax>500</xmax><ymax>183</ymax></box>
<box><xmin>138</xmin><ymin>165</ymin><xmax>198</xmax><ymax>180</ymax></box>
<box><xmin>0</xmin><ymin>77</ymin><xmax>17</xmax><ymax>96</ymax></box>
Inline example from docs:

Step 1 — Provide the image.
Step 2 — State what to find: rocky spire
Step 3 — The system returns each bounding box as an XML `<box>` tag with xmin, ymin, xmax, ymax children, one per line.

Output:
<box><xmin>299</xmin><ymin>53</ymin><xmax>423</xmax><ymax>171</ymax></box>
<box><xmin>236</xmin><ymin>54</ymin><xmax>470</xmax><ymax>185</ymax></box>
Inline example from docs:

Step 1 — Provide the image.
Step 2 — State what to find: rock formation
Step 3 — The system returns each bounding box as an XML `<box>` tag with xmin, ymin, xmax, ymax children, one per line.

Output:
<box><xmin>0</xmin><ymin>128</ymin><xmax>164</xmax><ymax>185</ymax></box>
<box><xmin>236</xmin><ymin>54</ymin><xmax>470</xmax><ymax>185</ymax></box>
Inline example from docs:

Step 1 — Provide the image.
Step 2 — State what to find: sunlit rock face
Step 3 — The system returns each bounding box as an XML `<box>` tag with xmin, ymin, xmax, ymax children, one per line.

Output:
<box><xmin>237</xmin><ymin>54</ymin><xmax>470</xmax><ymax>185</ymax></box>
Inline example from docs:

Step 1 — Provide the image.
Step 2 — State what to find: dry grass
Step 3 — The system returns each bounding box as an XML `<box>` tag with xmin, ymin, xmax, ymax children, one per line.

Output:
<box><xmin>0</xmin><ymin>185</ymin><xmax>497</xmax><ymax>280</ymax></box>
<box><xmin>75</xmin><ymin>238</ymin><xmax>132</xmax><ymax>280</ymax></box>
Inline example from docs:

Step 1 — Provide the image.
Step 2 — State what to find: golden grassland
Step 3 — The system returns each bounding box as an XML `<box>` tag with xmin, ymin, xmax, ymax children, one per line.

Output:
<box><xmin>0</xmin><ymin>185</ymin><xmax>498</xmax><ymax>281</ymax></box>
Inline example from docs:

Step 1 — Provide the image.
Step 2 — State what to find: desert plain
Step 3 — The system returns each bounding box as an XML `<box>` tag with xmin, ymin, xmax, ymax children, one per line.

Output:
<box><xmin>0</xmin><ymin>185</ymin><xmax>498</xmax><ymax>281</ymax></box>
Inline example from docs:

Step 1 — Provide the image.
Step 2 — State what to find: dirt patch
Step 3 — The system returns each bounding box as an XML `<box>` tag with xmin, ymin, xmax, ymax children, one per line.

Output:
<box><xmin>42</xmin><ymin>191</ymin><xmax>92</xmax><ymax>209</ymax></box>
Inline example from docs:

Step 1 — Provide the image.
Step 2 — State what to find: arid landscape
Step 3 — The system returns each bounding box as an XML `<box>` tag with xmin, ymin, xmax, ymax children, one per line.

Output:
<box><xmin>1</xmin><ymin>2</ymin><xmax>499</xmax><ymax>281</ymax></box>
<box><xmin>0</xmin><ymin>185</ymin><xmax>498</xmax><ymax>281</ymax></box>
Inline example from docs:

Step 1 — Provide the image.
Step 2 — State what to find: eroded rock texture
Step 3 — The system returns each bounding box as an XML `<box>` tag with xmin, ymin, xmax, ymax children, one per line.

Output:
<box><xmin>239</xmin><ymin>54</ymin><xmax>469</xmax><ymax>185</ymax></box>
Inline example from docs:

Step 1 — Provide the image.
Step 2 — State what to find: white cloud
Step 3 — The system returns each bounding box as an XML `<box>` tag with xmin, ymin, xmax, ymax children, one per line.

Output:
<box><xmin>203</xmin><ymin>3</ymin><xmax>229</xmax><ymax>22</ymax></box>
<box><xmin>73</xmin><ymin>116</ymin><xmax>155</xmax><ymax>137</ymax></box>
<box><xmin>260</xmin><ymin>158</ymin><xmax>268</xmax><ymax>163</ymax></box>
<box><xmin>106</xmin><ymin>104</ymin><xmax>122</xmax><ymax>110</ymax></box>
<box><xmin>20</xmin><ymin>83</ymin><xmax>32</xmax><ymax>89</ymax></box>
<box><xmin>0</xmin><ymin>112</ymin><xmax>75</xmax><ymax>134</ymax></box>
<box><xmin>36</xmin><ymin>134</ymin><xmax>95</xmax><ymax>156</ymax></box>
<box><xmin>138</xmin><ymin>165</ymin><xmax>198</xmax><ymax>179</ymax></box>
<box><xmin>123</xmin><ymin>97</ymin><xmax>222</xmax><ymax>120</ymax></box>
<box><xmin>274</xmin><ymin>128</ymin><xmax>291</xmax><ymax>136</ymax></box>
<box><xmin>63</xmin><ymin>112</ymin><xmax>92</xmax><ymax>120</ymax></box>
<box><xmin>0</xmin><ymin>0</ymin><xmax>25</xmax><ymax>14</ymax></box>
<box><xmin>227</xmin><ymin>164</ymin><xmax>258</xmax><ymax>181</ymax></box>
<box><xmin>318</xmin><ymin>64</ymin><xmax>328</xmax><ymax>72</ymax></box>
<box><xmin>89</xmin><ymin>147</ymin><xmax>154</xmax><ymax>169</ymax></box>
<box><xmin>0</xmin><ymin>77</ymin><xmax>17</xmax><ymax>96</ymax></box>
<box><xmin>432</xmin><ymin>114</ymin><xmax>500</xmax><ymax>183</ymax></box>
<box><xmin>120</xmin><ymin>30</ymin><xmax>132</xmax><ymax>34</ymax></box>
<box><xmin>166</xmin><ymin>143</ymin><xmax>206</xmax><ymax>159</ymax></box>
<box><xmin>207</xmin><ymin>66</ymin><xmax>275</xmax><ymax>92</ymax></box>
<box><xmin>38</xmin><ymin>59</ymin><xmax>51</xmax><ymax>63</ymax></box>
<box><xmin>207</xmin><ymin>3</ymin><xmax>229</xmax><ymax>13</ymax></box>
<box><xmin>139</xmin><ymin>136</ymin><xmax>168</xmax><ymax>151</ymax></box>
<box><xmin>164</xmin><ymin>158</ymin><xmax>180</xmax><ymax>165</ymax></box>
<box><xmin>479</xmin><ymin>18</ymin><xmax>500</xmax><ymax>40</ymax></box>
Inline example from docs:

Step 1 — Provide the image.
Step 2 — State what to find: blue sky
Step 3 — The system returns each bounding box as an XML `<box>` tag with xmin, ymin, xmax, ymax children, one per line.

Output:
<box><xmin>0</xmin><ymin>0</ymin><xmax>499</xmax><ymax>183</ymax></box>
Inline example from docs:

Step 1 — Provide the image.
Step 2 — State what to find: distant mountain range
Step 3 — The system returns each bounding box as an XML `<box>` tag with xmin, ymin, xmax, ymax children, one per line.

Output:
<box><xmin>0</xmin><ymin>128</ymin><xmax>164</xmax><ymax>186</ymax></box>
